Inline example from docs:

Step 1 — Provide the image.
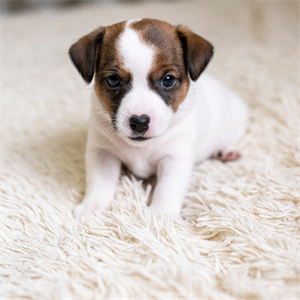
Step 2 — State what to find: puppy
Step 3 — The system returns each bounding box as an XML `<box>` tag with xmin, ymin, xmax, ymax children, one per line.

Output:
<box><xmin>69</xmin><ymin>19</ymin><xmax>249</xmax><ymax>223</ymax></box>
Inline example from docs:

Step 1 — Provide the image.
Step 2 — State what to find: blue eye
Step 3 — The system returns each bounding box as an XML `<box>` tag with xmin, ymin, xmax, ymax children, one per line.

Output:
<box><xmin>107</xmin><ymin>74</ymin><xmax>121</xmax><ymax>88</ymax></box>
<box><xmin>161</xmin><ymin>75</ymin><xmax>176</xmax><ymax>88</ymax></box>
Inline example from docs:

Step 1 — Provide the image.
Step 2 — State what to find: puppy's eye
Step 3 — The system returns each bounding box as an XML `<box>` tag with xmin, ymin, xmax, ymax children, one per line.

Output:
<box><xmin>106</xmin><ymin>74</ymin><xmax>121</xmax><ymax>88</ymax></box>
<box><xmin>161</xmin><ymin>75</ymin><xmax>176</xmax><ymax>88</ymax></box>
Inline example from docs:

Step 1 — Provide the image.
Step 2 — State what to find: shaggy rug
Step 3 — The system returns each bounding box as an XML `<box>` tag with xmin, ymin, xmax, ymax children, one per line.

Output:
<box><xmin>1</xmin><ymin>1</ymin><xmax>299</xmax><ymax>299</ymax></box>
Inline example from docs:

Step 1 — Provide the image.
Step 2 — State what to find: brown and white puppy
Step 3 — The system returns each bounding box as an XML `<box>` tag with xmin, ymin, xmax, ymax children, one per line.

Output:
<box><xmin>69</xmin><ymin>19</ymin><xmax>249</xmax><ymax>223</ymax></box>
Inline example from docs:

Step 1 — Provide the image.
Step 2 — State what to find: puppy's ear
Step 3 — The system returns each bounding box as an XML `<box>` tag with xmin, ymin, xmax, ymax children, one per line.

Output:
<box><xmin>69</xmin><ymin>27</ymin><xmax>106</xmax><ymax>83</ymax></box>
<box><xmin>176</xmin><ymin>25</ymin><xmax>213</xmax><ymax>81</ymax></box>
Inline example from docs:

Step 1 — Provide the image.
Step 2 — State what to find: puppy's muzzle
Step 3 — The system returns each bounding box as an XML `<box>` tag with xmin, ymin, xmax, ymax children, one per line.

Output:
<box><xmin>129</xmin><ymin>114</ymin><xmax>150</xmax><ymax>135</ymax></box>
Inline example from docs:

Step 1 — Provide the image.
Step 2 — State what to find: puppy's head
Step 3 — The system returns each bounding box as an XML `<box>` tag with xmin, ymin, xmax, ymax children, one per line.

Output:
<box><xmin>69</xmin><ymin>19</ymin><xmax>213</xmax><ymax>146</ymax></box>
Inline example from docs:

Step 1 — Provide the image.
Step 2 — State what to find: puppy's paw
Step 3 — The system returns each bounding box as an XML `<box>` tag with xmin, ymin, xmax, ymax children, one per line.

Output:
<box><xmin>212</xmin><ymin>149</ymin><xmax>241</xmax><ymax>163</ymax></box>
<box><xmin>73</xmin><ymin>202</ymin><xmax>108</xmax><ymax>224</ymax></box>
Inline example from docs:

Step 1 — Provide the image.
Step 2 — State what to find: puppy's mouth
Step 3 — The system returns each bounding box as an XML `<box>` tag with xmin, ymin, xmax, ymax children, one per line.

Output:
<box><xmin>129</xmin><ymin>136</ymin><xmax>151</xmax><ymax>142</ymax></box>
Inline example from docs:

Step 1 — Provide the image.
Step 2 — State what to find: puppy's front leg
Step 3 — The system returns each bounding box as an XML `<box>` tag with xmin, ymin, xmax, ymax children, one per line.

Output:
<box><xmin>73</xmin><ymin>147</ymin><xmax>121</xmax><ymax>223</ymax></box>
<box><xmin>150</xmin><ymin>157</ymin><xmax>194</xmax><ymax>220</ymax></box>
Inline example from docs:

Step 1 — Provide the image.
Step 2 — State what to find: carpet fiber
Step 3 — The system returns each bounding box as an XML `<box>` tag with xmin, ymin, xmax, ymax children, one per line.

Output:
<box><xmin>1</xmin><ymin>1</ymin><xmax>299</xmax><ymax>298</ymax></box>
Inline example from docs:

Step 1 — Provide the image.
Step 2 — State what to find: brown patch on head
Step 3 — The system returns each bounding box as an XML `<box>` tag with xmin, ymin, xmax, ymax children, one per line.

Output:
<box><xmin>93</xmin><ymin>21</ymin><xmax>132</xmax><ymax>121</ymax></box>
<box><xmin>69</xmin><ymin>19</ymin><xmax>213</xmax><ymax>116</ymax></box>
<box><xmin>130</xmin><ymin>19</ymin><xmax>213</xmax><ymax>112</ymax></box>
<box><xmin>69</xmin><ymin>21</ymin><xmax>133</xmax><ymax>121</ymax></box>
<box><xmin>131</xmin><ymin>19</ymin><xmax>189</xmax><ymax>112</ymax></box>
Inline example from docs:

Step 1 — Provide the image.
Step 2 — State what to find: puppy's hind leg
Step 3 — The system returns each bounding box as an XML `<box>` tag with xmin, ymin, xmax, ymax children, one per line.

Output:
<box><xmin>212</xmin><ymin>101</ymin><xmax>249</xmax><ymax>163</ymax></box>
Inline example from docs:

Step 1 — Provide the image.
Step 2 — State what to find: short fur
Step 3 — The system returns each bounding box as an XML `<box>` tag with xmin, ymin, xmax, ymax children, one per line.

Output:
<box><xmin>69</xmin><ymin>19</ymin><xmax>249</xmax><ymax>222</ymax></box>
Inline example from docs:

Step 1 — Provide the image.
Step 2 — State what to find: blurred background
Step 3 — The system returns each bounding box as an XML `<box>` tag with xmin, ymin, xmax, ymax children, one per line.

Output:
<box><xmin>0</xmin><ymin>0</ymin><xmax>180</xmax><ymax>14</ymax></box>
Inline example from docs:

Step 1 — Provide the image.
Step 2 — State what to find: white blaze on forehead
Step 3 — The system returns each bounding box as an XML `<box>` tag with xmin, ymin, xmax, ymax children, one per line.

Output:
<box><xmin>116</xmin><ymin>21</ymin><xmax>174</xmax><ymax>143</ymax></box>
<box><xmin>118</xmin><ymin>22</ymin><xmax>154</xmax><ymax>85</ymax></box>
<box><xmin>127</xmin><ymin>18</ymin><xmax>142</xmax><ymax>24</ymax></box>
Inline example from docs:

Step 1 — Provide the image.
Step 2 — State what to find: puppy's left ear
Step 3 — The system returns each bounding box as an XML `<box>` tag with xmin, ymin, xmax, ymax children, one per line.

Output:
<box><xmin>69</xmin><ymin>27</ymin><xmax>106</xmax><ymax>84</ymax></box>
<box><xmin>176</xmin><ymin>25</ymin><xmax>213</xmax><ymax>81</ymax></box>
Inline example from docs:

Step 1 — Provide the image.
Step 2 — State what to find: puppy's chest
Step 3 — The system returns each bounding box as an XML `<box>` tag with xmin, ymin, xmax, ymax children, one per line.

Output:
<box><xmin>117</xmin><ymin>148</ymin><xmax>158</xmax><ymax>179</ymax></box>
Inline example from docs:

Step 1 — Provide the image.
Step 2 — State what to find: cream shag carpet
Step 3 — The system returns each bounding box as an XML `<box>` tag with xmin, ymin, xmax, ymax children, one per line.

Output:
<box><xmin>1</xmin><ymin>1</ymin><xmax>299</xmax><ymax>299</ymax></box>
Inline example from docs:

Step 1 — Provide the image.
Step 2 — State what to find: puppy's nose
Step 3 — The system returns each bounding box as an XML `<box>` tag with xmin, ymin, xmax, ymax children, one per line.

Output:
<box><xmin>129</xmin><ymin>114</ymin><xmax>150</xmax><ymax>134</ymax></box>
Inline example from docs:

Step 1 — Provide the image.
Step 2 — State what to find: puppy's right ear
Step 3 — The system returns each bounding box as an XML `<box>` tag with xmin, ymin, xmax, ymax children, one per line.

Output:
<box><xmin>69</xmin><ymin>27</ymin><xmax>106</xmax><ymax>84</ymax></box>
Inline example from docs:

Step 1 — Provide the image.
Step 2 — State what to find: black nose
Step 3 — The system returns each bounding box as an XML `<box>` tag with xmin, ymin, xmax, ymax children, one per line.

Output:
<box><xmin>129</xmin><ymin>115</ymin><xmax>150</xmax><ymax>134</ymax></box>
